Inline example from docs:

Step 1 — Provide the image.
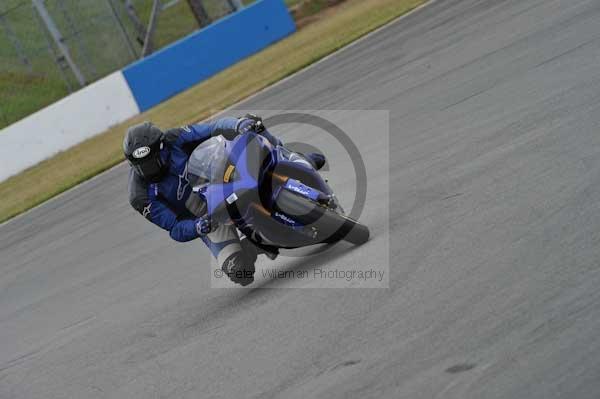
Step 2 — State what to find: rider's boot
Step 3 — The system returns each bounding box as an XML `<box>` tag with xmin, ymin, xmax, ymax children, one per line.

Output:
<box><xmin>304</xmin><ymin>152</ymin><xmax>326</xmax><ymax>171</ymax></box>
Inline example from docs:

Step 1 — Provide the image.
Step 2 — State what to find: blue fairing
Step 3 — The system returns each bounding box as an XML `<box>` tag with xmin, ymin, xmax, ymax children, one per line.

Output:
<box><xmin>283</xmin><ymin>179</ymin><xmax>321</xmax><ymax>201</ymax></box>
<box><xmin>199</xmin><ymin>131</ymin><xmax>333</xmax><ymax>248</ymax></box>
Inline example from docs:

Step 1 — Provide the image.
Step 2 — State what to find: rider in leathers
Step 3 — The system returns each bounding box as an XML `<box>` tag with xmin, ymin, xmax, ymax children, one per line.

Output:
<box><xmin>124</xmin><ymin>115</ymin><xmax>325</xmax><ymax>286</ymax></box>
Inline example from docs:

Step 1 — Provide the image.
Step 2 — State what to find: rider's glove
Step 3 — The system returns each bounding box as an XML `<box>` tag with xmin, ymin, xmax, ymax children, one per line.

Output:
<box><xmin>236</xmin><ymin>113</ymin><xmax>265</xmax><ymax>134</ymax></box>
<box><xmin>195</xmin><ymin>216</ymin><xmax>214</xmax><ymax>236</ymax></box>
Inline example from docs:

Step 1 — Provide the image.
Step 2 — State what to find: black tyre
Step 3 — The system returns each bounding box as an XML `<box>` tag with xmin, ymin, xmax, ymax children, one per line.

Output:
<box><xmin>327</xmin><ymin>212</ymin><xmax>370</xmax><ymax>245</ymax></box>
<box><xmin>275</xmin><ymin>189</ymin><xmax>370</xmax><ymax>245</ymax></box>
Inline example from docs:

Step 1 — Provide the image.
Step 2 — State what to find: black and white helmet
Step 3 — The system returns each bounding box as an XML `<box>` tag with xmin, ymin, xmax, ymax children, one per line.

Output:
<box><xmin>123</xmin><ymin>122</ymin><xmax>166</xmax><ymax>182</ymax></box>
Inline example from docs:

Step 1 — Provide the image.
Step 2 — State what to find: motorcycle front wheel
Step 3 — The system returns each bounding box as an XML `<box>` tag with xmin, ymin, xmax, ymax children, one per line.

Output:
<box><xmin>275</xmin><ymin>189</ymin><xmax>370</xmax><ymax>245</ymax></box>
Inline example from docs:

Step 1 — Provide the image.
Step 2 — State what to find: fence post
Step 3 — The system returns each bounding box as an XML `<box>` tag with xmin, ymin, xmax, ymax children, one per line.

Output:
<box><xmin>123</xmin><ymin>0</ymin><xmax>147</xmax><ymax>46</ymax></box>
<box><xmin>35</xmin><ymin>7</ymin><xmax>74</xmax><ymax>92</ymax></box>
<box><xmin>32</xmin><ymin>0</ymin><xmax>86</xmax><ymax>86</ymax></box>
<box><xmin>227</xmin><ymin>0</ymin><xmax>244</xmax><ymax>11</ymax></box>
<box><xmin>186</xmin><ymin>0</ymin><xmax>211</xmax><ymax>27</ymax></box>
<box><xmin>105</xmin><ymin>0</ymin><xmax>138</xmax><ymax>60</ymax></box>
<box><xmin>141</xmin><ymin>0</ymin><xmax>161</xmax><ymax>57</ymax></box>
<box><xmin>56</xmin><ymin>0</ymin><xmax>97</xmax><ymax>78</ymax></box>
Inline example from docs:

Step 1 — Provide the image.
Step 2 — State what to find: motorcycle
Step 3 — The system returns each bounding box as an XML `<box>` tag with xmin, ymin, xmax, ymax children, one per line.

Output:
<box><xmin>186</xmin><ymin>130</ymin><xmax>369</xmax><ymax>254</ymax></box>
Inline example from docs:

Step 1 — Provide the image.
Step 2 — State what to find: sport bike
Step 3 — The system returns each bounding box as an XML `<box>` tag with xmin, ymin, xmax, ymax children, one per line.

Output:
<box><xmin>186</xmin><ymin>131</ymin><xmax>369</xmax><ymax>253</ymax></box>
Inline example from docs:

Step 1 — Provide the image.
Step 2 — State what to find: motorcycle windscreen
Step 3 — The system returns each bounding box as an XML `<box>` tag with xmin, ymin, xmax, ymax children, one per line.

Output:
<box><xmin>186</xmin><ymin>136</ymin><xmax>229</xmax><ymax>187</ymax></box>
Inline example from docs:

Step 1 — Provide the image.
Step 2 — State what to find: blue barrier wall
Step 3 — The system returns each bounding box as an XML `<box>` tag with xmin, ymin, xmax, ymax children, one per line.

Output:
<box><xmin>122</xmin><ymin>0</ymin><xmax>295</xmax><ymax>111</ymax></box>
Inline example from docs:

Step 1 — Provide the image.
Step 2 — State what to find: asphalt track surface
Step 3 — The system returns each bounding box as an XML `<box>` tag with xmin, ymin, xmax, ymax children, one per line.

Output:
<box><xmin>3</xmin><ymin>0</ymin><xmax>600</xmax><ymax>397</ymax></box>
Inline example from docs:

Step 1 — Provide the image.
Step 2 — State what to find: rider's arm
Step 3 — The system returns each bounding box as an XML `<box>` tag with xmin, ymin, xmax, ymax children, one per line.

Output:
<box><xmin>146</xmin><ymin>190</ymin><xmax>199</xmax><ymax>242</ymax></box>
<box><xmin>168</xmin><ymin>117</ymin><xmax>240</xmax><ymax>154</ymax></box>
<box><xmin>167</xmin><ymin>115</ymin><xmax>282</xmax><ymax>155</ymax></box>
<box><xmin>128</xmin><ymin>171</ymin><xmax>200</xmax><ymax>242</ymax></box>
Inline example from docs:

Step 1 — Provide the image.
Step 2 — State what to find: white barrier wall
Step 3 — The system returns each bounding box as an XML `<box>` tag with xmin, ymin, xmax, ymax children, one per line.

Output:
<box><xmin>0</xmin><ymin>71</ymin><xmax>139</xmax><ymax>181</ymax></box>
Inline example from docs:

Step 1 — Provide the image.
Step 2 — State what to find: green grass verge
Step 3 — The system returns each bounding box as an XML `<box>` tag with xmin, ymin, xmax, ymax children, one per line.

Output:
<box><xmin>0</xmin><ymin>0</ymin><xmax>426</xmax><ymax>223</ymax></box>
<box><xmin>0</xmin><ymin>72</ymin><xmax>69</xmax><ymax>127</ymax></box>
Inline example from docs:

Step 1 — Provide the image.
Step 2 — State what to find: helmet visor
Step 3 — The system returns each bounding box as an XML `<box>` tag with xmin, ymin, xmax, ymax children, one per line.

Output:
<box><xmin>132</xmin><ymin>156</ymin><xmax>164</xmax><ymax>181</ymax></box>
